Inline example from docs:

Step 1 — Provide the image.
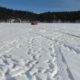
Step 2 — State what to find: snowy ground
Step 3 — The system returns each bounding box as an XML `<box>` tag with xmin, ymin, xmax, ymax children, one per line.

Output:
<box><xmin>0</xmin><ymin>23</ymin><xmax>80</xmax><ymax>80</ymax></box>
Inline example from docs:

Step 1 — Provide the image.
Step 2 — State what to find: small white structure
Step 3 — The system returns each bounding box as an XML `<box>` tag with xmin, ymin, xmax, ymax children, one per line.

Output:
<box><xmin>8</xmin><ymin>18</ymin><xmax>21</xmax><ymax>23</ymax></box>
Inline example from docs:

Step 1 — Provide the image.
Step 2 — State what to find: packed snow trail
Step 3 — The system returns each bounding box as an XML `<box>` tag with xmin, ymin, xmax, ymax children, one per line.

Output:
<box><xmin>0</xmin><ymin>23</ymin><xmax>80</xmax><ymax>80</ymax></box>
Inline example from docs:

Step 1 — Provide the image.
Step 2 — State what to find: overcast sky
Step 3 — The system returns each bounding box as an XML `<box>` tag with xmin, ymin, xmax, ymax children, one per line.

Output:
<box><xmin>0</xmin><ymin>0</ymin><xmax>80</xmax><ymax>13</ymax></box>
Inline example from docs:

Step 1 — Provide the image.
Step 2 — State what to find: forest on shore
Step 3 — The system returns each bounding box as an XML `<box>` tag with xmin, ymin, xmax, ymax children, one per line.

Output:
<box><xmin>0</xmin><ymin>7</ymin><xmax>80</xmax><ymax>23</ymax></box>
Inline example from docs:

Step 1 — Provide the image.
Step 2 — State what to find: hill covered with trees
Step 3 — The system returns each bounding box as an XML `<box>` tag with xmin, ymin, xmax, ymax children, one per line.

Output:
<box><xmin>0</xmin><ymin>7</ymin><xmax>80</xmax><ymax>23</ymax></box>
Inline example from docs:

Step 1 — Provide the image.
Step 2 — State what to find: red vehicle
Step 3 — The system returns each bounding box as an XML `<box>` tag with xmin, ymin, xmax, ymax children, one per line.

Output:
<box><xmin>31</xmin><ymin>21</ymin><xmax>37</xmax><ymax>25</ymax></box>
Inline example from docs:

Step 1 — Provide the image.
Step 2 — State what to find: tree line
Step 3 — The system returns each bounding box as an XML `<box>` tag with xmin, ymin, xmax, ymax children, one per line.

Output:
<box><xmin>0</xmin><ymin>7</ymin><xmax>80</xmax><ymax>23</ymax></box>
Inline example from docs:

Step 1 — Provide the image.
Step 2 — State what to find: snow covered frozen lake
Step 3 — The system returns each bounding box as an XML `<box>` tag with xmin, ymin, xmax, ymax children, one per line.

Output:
<box><xmin>0</xmin><ymin>23</ymin><xmax>80</xmax><ymax>80</ymax></box>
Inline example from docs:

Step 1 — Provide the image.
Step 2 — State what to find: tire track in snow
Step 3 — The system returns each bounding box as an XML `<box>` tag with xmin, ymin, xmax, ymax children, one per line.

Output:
<box><xmin>32</xmin><ymin>30</ymin><xmax>76</xmax><ymax>80</ymax></box>
<box><xmin>54</xmin><ymin>42</ymin><xmax>75</xmax><ymax>80</ymax></box>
